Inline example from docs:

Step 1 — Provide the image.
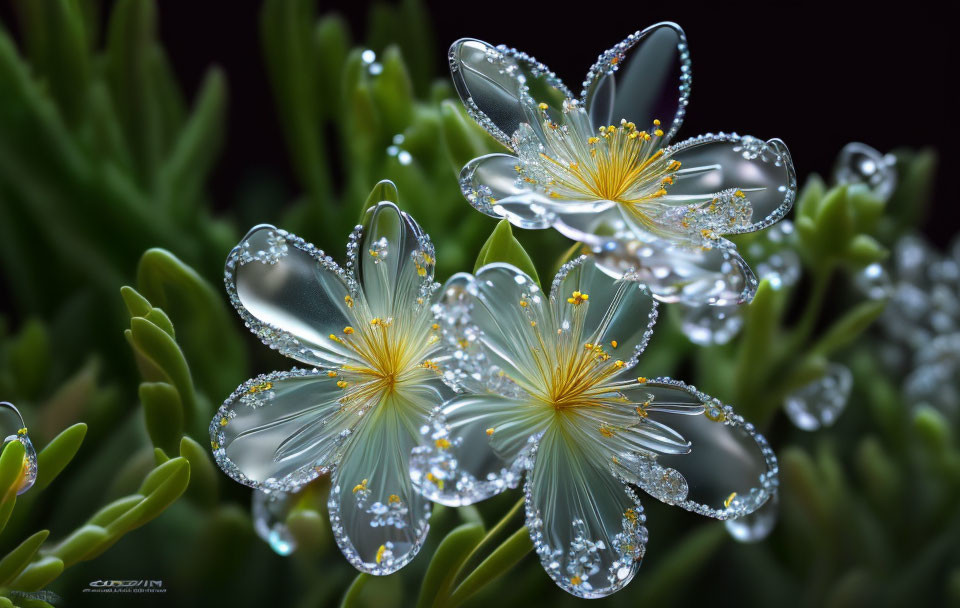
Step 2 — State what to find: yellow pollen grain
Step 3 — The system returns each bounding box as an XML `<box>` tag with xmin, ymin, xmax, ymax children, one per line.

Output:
<box><xmin>211</xmin><ymin>441</ymin><xmax>219</xmax><ymax>450</ymax></box>
<box><xmin>599</xmin><ymin>425</ymin><xmax>615</xmax><ymax>438</ymax></box>
<box><xmin>388</xmin><ymin>494</ymin><xmax>401</xmax><ymax>504</ymax></box>
<box><xmin>219</xmin><ymin>417</ymin><xmax>228</xmax><ymax>427</ymax></box>
<box><xmin>530</xmin><ymin>321</ymin><xmax>536</xmax><ymax>327</ymax></box>
<box><xmin>734</xmin><ymin>189</ymin><xmax>745</xmax><ymax>198</ymax></box>
<box><xmin>654</xmin><ymin>129</ymin><xmax>664</xmax><ymax>137</ymax></box>
<box><xmin>567</xmin><ymin>290</ymin><xmax>589</xmax><ymax>306</ymax></box>
<box><xmin>376</xmin><ymin>544</ymin><xmax>386</xmax><ymax>564</ymax></box>
<box><xmin>625</xmin><ymin>508</ymin><xmax>638</xmax><ymax>522</ymax></box>
<box><xmin>538</xmin><ymin>102</ymin><xmax>548</xmax><ymax>110</ymax></box>
<box><xmin>353</xmin><ymin>479</ymin><xmax>368</xmax><ymax>493</ymax></box>
<box><xmin>247</xmin><ymin>381</ymin><xmax>273</xmax><ymax>394</ymax></box>
<box><xmin>337</xmin><ymin>380</ymin><xmax>349</xmax><ymax>389</ymax></box>
<box><xmin>431</xmin><ymin>323</ymin><xmax>439</xmax><ymax>331</ymax></box>
<box><xmin>724</xmin><ymin>492</ymin><xmax>737</xmax><ymax>508</ymax></box>
<box><xmin>611</xmin><ymin>340</ymin><xmax>618</xmax><ymax>348</ymax></box>
<box><xmin>327</xmin><ymin>370</ymin><xmax>338</xmax><ymax>377</ymax></box>
<box><xmin>570</xmin><ymin>576</ymin><xmax>583</xmax><ymax>586</ymax></box>
<box><xmin>435</xmin><ymin>438</ymin><xmax>451</xmax><ymax>449</ymax></box>
<box><xmin>519</xmin><ymin>300</ymin><xmax>528</xmax><ymax>308</ymax></box>
<box><xmin>426</xmin><ymin>472</ymin><xmax>444</xmax><ymax>489</ymax></box>
<box><xmin>486</xmin><ymin>427</ymin><xmax>495</xmax><ymax>436</ymax></box>
<box><xmin>344</xmin><ymin>294</ymin><xmax>354</xmax><ymax>307</ymax></box>
<box><xmin>343</xmin><ymin>326</ymin><xmax>354</xmax><ymax>334</ymax></box>
<box><xmin>637</xmin><ymin>377</ymin><xmax>647</xmax><ymax>384</ymax></box>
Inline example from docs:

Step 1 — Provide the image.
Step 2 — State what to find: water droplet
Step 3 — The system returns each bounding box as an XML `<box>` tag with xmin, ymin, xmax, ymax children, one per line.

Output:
<box><xmin>833</xmin><ymin>142</ymin><xmax>897</xmax><ymax>201</ymax></box>
<box><xmin>855</xmin><ymin>263</ymin><xmax>894</xmax><ymax>300</ymax></box>
<box><xmin>784</xmin><ymin>364</ymin><xmax>853</xmax><ymax>431</ymax></box>
<box><xmin>756</xmin><ymin>249</ymin><xmax>800</xmax><ymax>290</ymax></box>
<box><xmin>0</xmin><ymin>402</ymin><xmax>37</xmax><ymax>495</ymax></box>
<box><xmin>725</xmin><ymin>492</ymin><xmax>778</xmax><ymax>542</ymax></box>
<box><xmin>252</xmin><ymin>490</ymin><xmax>297</xmax><ymax>556</ymax></box>
<box><xmin>361</xmin><ymin>49</ymin><xmax>376</xmax><ymax>64</ymax></box>
<box><xmin>681</xmin><ymin>304</ymin><xmax>744</xmax><ymax>346</ymax></box>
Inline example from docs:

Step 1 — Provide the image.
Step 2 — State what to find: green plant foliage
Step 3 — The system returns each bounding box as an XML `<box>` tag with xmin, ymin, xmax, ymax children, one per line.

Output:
<box><xmin>0</xmin><ymin>0</ymin><xmax>953</xmax><ymax>606</ymax></box>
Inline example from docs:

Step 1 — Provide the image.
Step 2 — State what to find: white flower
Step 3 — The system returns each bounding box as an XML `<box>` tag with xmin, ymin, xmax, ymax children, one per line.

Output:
<box><xmin>210</xmin><ymin>197</ymin><xmax>455</xmax><ymax>575</ymax></box>
<box><xmin>410</xmin><ymin>257</ymin><xmax>778</xmax><ymax>598</ymax></box>
<box><xmin>450</xmin><ymin>24</ymin><xmax>796</xmax><ymax>306</ymax></box>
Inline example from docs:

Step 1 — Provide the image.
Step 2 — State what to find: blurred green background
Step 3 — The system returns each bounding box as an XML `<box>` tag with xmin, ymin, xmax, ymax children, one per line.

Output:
<box><xmin>0</xmin><ymin>1</ymin><xmax>956</xmax><ymax>606</ymax></box>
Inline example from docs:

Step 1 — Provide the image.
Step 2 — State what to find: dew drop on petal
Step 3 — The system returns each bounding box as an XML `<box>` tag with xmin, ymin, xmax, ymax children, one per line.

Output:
<box><xmin>833</xmin><ymin>142</ymin><xmax>897</xmax><ymax>202</ymax></box>
<box><xmin>0</xmin><ymin>402</ymin><xmax>38</xmax><ymax>495</ymax></box>
<box><xmin>252</xmin><ymin>490</ymin><xmax>297</xmax><ymax>556</ymax></box>
<box><xmin>756</xmin><ymin>249</ymin><xmax>801</xmax><ymax>290</ymax></box>
<box><xmin>725</xmin><ymin>492</ymin><xmax>778</xmax><ymax>542</ymax></box>
<box><xmin>680</xmin><ymin>304</ymin><xmax>743</xmax><ymax>346</ymax></box>
<box><xmin>783</xmin><ymin>364</ymin><xmax>853</xmax><ymax>431</ymax></box>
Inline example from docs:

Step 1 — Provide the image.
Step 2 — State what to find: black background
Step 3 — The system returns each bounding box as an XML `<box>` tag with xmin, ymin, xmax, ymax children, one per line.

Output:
<box><xmin>4</xmin><ymin>1</ymin><xmax>958</xmax><ymax>243</ymax></box>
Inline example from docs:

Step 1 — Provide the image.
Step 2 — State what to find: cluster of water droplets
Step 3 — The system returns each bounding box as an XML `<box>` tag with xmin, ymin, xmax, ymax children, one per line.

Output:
<box><xmin>784</xmin><ymin>364</ymin><xmax>854</xmax><ymax>431</ymax></box>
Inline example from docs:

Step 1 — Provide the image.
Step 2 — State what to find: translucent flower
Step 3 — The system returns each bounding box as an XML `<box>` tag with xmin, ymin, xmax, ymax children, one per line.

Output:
<box><xmin>411</xmin><ymin>257</ymin><xmax>778</xmax><ymax>598</ymax></box>
<box><xmin>210</xmin><ymin>199</ymin><xmax>456</xmax><ymax>575</ymax></box>
<box><xmin>450</xmin><ymin>24</ymin><xmax>796</xmax><ymax>305</ymax></box>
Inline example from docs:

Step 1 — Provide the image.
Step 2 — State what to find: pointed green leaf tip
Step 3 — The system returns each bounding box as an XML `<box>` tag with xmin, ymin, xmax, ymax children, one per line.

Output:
<box><xmin>417</xmin><ymin>522</ymin><xmax>484</xmax><ymax>608</ymax></box>
<box><xmin>474</xmin><ymin>220</ymin><xmax>540</xmax><ymax>286</ymax></box>
<box><xmin>365</xmin><ymin>179</ymin><xmax>400</xmax><ymax>208</ymax></box>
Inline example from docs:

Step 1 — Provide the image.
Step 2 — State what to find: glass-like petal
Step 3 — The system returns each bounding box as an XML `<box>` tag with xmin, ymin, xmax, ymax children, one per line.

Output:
<box><xmin>467</xmin><ymin>263</ymin><xmax>552</xmax><ymax>390</ymax></box>
<box><xmin>592</xmin><ymin>236</ymin><xmax>758</xmax><ymax>306</ymax></box>
<box><xmin>449</xmin><ymin>38</ymin><xmax>572</xmax><ymax>148</ymax></box>
<box><xmin>665</xmin><ymin>133</ymin><xmax>796</xmax><ymax>235</ymax></box>
<box><xmin>582</xmin><ymin>23</ymin><xmax>691</xmax><ymax>142</ymax></box>
<box><xmin>351</xmin><ymin>202</ymin><xmax>436</xmax><ymax>317</ymax></box>
<box><xmin>409</xmin><ymin>394</ymin><xmax>546</xmax><ymax>506</ymax></box>
<box><xmin>526</xmin><ymin>425</ymin><xmax>648</xmax><ymax>598</ymax></box>
<box><xmin>327</xmin><ymin>392</ymin><xmax>432</xmax><ymax>575</ymax></box>
<box><xmin>227</xmin><ymin>225</ymin><xmax>360</xmax><ymax>367</ymax></box>
<box><xmin>0</xmin><ymin>401</ymin><xmax>37</xmax><ymax>495</ymax></box>
<box><xmin>210</xmin><ymin>370</ymin><xmax>354</xmax><ymax>492</ymax></box>
<box><xmin>618</xmin><ymin>379</ymin><xmax>778</xmax><ymax>519</ymax></box>
<box><xmin>551</xmin><ymin>256</ymin><xmax>658</xmax><ymax>367</ymax></box>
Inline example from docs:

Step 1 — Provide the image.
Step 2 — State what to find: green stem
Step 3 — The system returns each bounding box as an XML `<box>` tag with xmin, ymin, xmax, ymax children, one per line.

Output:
<box><xmin>787</xmin><ymin>263</ymin><xmax>834</xmax><ymax>353</ymax></box>
<box><xmin>453</xmin><ymin>496</ymin><xmax>524</xmax><ymax>584</ymax></box>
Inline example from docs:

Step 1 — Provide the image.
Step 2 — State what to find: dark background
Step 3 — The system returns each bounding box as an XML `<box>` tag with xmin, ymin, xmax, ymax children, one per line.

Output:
<box><xmin>0</xmin><ymin>0</ymin><xmax>955</xmax><ymax>239</ymax></box>
<box><xmin>143</xmin><ymin>1</ymin><xmax>956</xmax><ymax>244</ymax></box>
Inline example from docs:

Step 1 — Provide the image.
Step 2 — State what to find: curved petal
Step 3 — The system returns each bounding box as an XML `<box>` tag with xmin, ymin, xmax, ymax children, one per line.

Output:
<box><xmin>467</xmin><ymin>263</ymin><xmax>552</xmax><ymax>392</ymax></box>
<box><xmin>582</xmin><ymin>23</ymin><xmax>691</xmax><ymax>142</ymax></box>
<box><xmin>433</xmin><ymin>274</ymin><xmax>530</xmax><ymax>399</ymax></box>
<box><xmin>351</xmin><ymin>202</ymin><xmax>437</xmax><ymax>317</ymax></box>
<box><xmin>210</xmin><ymin>370</ymin><xmax>354</xmax><ymax>492</ymax></box>
<box><xmin>665</xmin><ymin>133</ymin><xmax>796</xmax><ymax>235</ymax></box>
<box><xmin>327</xmin><ymin>391</ymin><xmax>432</xmax><ymax>575</ymax></box>
<box><xmin>616</xmin><ymin>379</ymin><xmax>778</xmax><ymax>519</ymax></box>
<box><xmin>591</xmin><ymin>235</ymin><xmax>758</xmax><ymax>306</ymax></box>
<box><xmin>449</xmin><ymin>38</ymin><xmax>573</xmax><ymax>148</ymax></box>
<box><xmin>226</xmin><ymin>225</ymin><xmax>361</xmax><ymax>367</ymax></box>
<box><xmin>526</xmin><ymin>425</ymin><xmax>648</xmax><ymax>598</ymax></box>
<box><xmin>459</xmin><ymin>153</ymin><xmax>551</xmax><ymax>228</ymax></box>
<box><xmin>550</xmin><ymin>256</ymin><xmax>659</xmax><ymax>368</ymax></box>
<box><xmin>409</xmin><ymin>394</ymin><xmax>547</xmax><ymax>506</ymax></box>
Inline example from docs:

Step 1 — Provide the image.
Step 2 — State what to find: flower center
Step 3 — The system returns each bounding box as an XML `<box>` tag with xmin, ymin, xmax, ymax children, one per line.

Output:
<box><xmin>528</xmin><ymin>117</ymin><xmax>680</xmax><ymax>208</ymax></box>
<box><xmin>330</xmin><ymin>313</ymin><xmax>441</xmax><ymax>411</ymax></box>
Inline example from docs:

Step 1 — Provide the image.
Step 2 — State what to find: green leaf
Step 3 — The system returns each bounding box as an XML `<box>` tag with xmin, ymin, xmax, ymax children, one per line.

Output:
<box><xmin>8</xmin><ymin>319</ymin><xmax>49</xmax><ymax>400</ymax></box>
<box><xmin>120</xmin><ymin>285</ymin><xmax>152</xmax><ymax>318</ymax></box>
<box><xmin>314</xmin><ymin>14</ymin><xmax>350</xmax><ymax>119</ymax></box>
<box><xmin>633</xmin><ymin>524</ymin><xmax>727</xmax><ymax>605</ymax></box>
<box><xmin>129</xmin><ymin>317</ymin><xmax>197</xmax><ymax>424</ymax></box>
<box><xmin>810</xmin><ymin>299</ymin><xmax>886</xmax><ymax>357</ymax></box>
<box><xmin>439</xmin><ymin>100</ymin><xmax>484</xmax><ymax>171</ymax></box>
<box><xmin>814</xmin><ymin>185</ymin><xmax>854</xmax><ymax>256</ymax></box>
<box><xmin>416</xmin><ymin>522</ymin><xmax>484</xmax><ymax>608</ymax></box>
<box><xmin>734</xmin><ymin>280</ymin><xmax>780</xmax><ymax>403</ymax></box>
<box><xmin>158</xmin><ymin>67</ymin><xmax>226</xmax><ymax>220</ymax></box>
<box><xmin>135</xmin><ymin>249</ymin><xmax>246</xmax><ymax>400</ymax></box>
<box><xmin>341</xmin><ymin>573</ymin><xmax>370</xmax><ymax>608</ymax></box>
<box><xmin>796</xmin><ymin>174</ymin><xmax>826</xmax><ymax>220</ymax></box>
<box><xmin>474</xmin><ymin>220</ymin><xmax>540</xmax><ymax>286</ymax></box>
<box><xmin>340</xmin><ymin>571</ymin><xmax>403</xmax><ymax>608</ymax></box>
<box><xmin>33</xmin><ymin>423</ymin><xmax>87</xmax><ymax>492</ymax></box>
<box><xmin>179</xmin><ymin>436</ymin><xmax>218</xmax><ymax>508</ymax></box>
<box><xmin>845</xmin><ymin>234</ymin><xmax>888</xmax><ymax>267</ymax></box>
<box><xmin>47</xmin><ymin>524</ymin><xmax>109</xmax><ymax>568</ymax></box>
<box><xmin>913</xmin><ymin>405</ymin><xmax>951</xmax><ymax>456</ymax></box>
<box><xmin>0</xmin><ymin>529</ymin><xmax>48</xmax><ymax>586</ymax></box>
<box><xmin>8</xmin><ymin>556</ymin><xmax>63</xmax><ymax>592</ymax></box>
<box><xmin>364</xmin><ymin>179</ymin><xmax>401</xmax><ymax>209</ymax></box>
<box><xmin>371</xmin><ymin>46</ymin><xmax>414</xmax><ymax>134</ymax></box>
<box><xmin>0</xmin><ymin>440</ymin><xmax>26</xmax><ymax>502</ymax></box>
<box><xmin>447</xmin><ymin>527</ymin><xmax>533</xmax><ymax>607</ymax></box>
<box><xmin>139</xmin><ymin>382</ymin><xmax>183</xmax><ymax>455</ymax></box>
